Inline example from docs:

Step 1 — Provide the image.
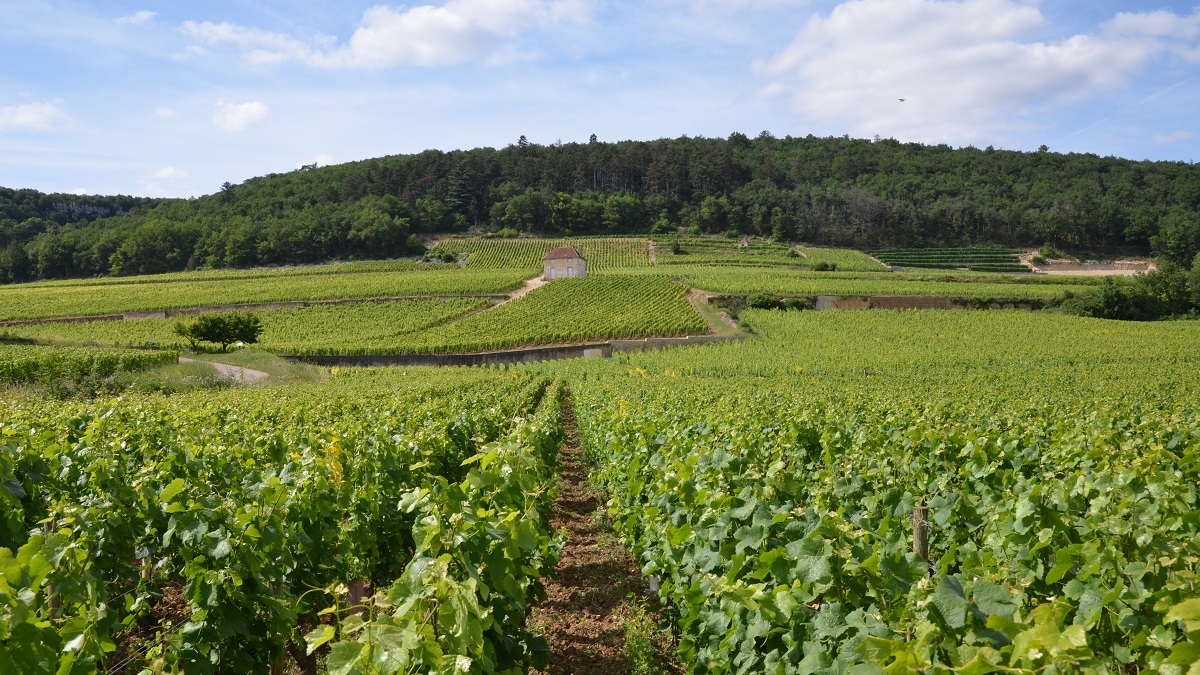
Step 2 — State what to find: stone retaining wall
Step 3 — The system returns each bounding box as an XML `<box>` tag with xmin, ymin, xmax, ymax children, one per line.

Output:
<box><xmin>710</xmin><ymin>295</ymin><xmax>1039</xmax><ymax>311</ymax></box>
<box><xmin>289</xmin><ymin>334</ymin><xmax>747</xmax><ymax>367</ymax></box>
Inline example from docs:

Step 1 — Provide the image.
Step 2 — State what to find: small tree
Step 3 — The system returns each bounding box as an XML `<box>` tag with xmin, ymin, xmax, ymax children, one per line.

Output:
<box><xmin>175</xmin><ymin>312</ymin><xmax>263</xmax><ymax>352</ymax></box>
<box><xmin>173</xmin><ymin>320</ymin><xmax>201</xmax><ymax>351</ymax></box>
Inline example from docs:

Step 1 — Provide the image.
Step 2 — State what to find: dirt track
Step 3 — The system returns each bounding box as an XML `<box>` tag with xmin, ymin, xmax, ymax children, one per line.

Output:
<box><xmin>179</xmin><ymin>357</ymin><xmax>269</xmax><ymax>383</ymax></box>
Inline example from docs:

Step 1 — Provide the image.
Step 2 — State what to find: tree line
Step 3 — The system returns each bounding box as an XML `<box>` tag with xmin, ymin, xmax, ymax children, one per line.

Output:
<box><xmin>2</xmin><ymin>133</ymin><xmax>1198</xmax><ymax>283</ymax></box>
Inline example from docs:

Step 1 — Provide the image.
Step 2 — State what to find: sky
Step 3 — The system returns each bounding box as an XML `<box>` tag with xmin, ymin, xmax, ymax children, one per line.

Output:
<box><xmin>1</xmin><ymin>0</ymin><xmax>1199</xmax><ymax>198</ymax></box>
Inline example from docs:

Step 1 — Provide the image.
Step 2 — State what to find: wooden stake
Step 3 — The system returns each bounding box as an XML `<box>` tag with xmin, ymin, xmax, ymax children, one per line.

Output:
<box><xmin>913</xmin><ymin>505</ymin><xmax>930</xmax><ymax>571</ymax></box>
<box><xmin>44</xmin><ymin>521</ymin><xmax>61</xmax><ymax>615</ymax></box>
<box><xmin>348</xmin><ymin>579</ymin><xmax>367</xmax><ymax>616</ymax></box>
<box><xmin>269</xmin><ymin>582</ymin><xmax>286</xmax><ymax>675</ymax></box>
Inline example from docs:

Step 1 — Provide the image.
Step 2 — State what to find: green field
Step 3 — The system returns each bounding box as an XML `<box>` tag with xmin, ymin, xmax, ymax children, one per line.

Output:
<box><xmin>873</xmin><ymin>246</ymin><xmax>1029</xmax><ymax>272</ymax></box>
<box><xmin>653</xmin><ymin>237</ymin><xmax>887</xmax><ymax>272</ymax></box>
<box><xmin>546</xmin><ymin>309</ymin><xmax>1200</xmax><ymax>673</ymax></box>
<box><xmin>0</xmin><ymin>267</ymin><xmax>528</xmax><ymax>322</ymax></box>
<box><xmin>3</xmin><ymin>277</ymin><xmax>706</xmax><ymax>355</ymax></box>
<box><xmin>0</xmin><ymin>342</ymin><xmax>177</xmax><ymax>385</ymax></box>
<box><xmin>611</xmin><ymin>266</ymin><xmax>1096</xmax><ymax>300</ymax></box>
<box><xmin>437</xmin><ymin>236</ymin><xmax>653</xmax><ymax>272</ymax></box>
<box><xmin>3</xmin><ymin>298</ymin><xmax>489</xmax><ymax>355</ymax></box>
<box><xmin>3</xmin><ymin>239</ymin><xmax>1197</xmax><ymax>674</ymax></box>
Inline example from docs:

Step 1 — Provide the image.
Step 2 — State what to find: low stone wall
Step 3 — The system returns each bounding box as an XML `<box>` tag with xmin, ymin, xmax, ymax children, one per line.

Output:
<box><xmin>712</xmin><ymin>295</ymin><xmax>1039</xmax><ymax>311</ymax></box>
<box><xmin>1037</xmin><ymin>261</ymin><xmax>1153</xmax><ymax>273</ymax></box>
<box><xmin>292</xmin><ymin>342</ymin><xmax>614</xmax><ymax>367</ymax></box>
<box><xmin>0</xmin><ymin>314</ymin><xmax>124</xmax><ymax>327</ymax></box>
<box><xmin>288</xmin><ymin>334</ymin><xmax>747</xmax><ymax>368</ymax></box>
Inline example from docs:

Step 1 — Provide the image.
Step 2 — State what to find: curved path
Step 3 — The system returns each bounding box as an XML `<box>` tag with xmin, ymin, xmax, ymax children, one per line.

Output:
<box><xmin>178</xmin><ymin>357</ymin><xmax>269</xmax><ymax>383</ymax></box>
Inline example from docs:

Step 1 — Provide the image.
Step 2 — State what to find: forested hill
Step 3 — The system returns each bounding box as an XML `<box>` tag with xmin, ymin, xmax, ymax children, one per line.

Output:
<box><xmin>3</xmin><ymin>133</ymin><xmax>1199</xmax><ymax>283</ymax></box>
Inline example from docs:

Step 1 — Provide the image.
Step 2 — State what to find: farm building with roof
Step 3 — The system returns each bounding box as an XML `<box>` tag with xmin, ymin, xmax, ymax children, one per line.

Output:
<box><xmin>543</xmin><ymin>246</ymin><xmax>586</xmax><ymax>280</ymax></box>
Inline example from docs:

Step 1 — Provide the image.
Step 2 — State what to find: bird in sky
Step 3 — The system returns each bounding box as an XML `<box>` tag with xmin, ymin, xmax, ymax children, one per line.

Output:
<box><xmin>899</xmin><ymin>98</ymin><xmax>906</xmax><ymax>102</ymax></box>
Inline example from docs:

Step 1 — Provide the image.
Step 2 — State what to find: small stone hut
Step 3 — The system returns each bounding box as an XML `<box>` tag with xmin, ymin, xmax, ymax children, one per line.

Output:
<box><xmin>543</xmin><ymin>246</ymin><xmax>586</xmax><ymax>280</ymax></box>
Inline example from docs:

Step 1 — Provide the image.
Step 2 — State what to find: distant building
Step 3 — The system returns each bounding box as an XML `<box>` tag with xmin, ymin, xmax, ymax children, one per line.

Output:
<box><xmin>543</xmin><ymin>246</ymin><xmax>586</xmax><ymax>280</ymax></box>
<box><xmin>737</xmin><ymin>237</ymin><xmax>750</xmax><ymax>248</ymax></box>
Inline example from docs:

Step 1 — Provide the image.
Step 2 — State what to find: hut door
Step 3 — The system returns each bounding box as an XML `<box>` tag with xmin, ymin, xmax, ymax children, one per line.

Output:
<box><xmin>548</xmin><ymin>268</ymin><xmax>556</xmax><ymax>279</ymax></box>
<box><xmin>568</xmin><ymin>267</ymin><xmax>575</xmax><ymax>278</ymax></box>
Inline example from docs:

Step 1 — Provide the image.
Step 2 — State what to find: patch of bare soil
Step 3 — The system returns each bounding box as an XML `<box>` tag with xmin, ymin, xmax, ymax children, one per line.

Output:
<box><xmin>647</xmin><ymin>239</ymin><xmax>657</xmax><ymax>266</ymax></box>
<box><xmin>109</xmin><ymin>582</ymin><xmax>191</xmax><ymax>672</ymax></box>
<box><xmin>533</xmin><ymin>391</ymin><xmax>679</xmax><ymax>675</ymax></box>
<box><xmin>1019</xmin><ymin>250</ymin><xmax>1155</xmax><ymax>276</ymax></box>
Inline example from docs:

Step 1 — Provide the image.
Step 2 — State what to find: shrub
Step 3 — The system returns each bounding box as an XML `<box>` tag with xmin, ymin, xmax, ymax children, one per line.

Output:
<box><xmin>747</xmin><ymin>293</ymin><xmax>780</xmax><ymax>310</ymax></box>
<box><xmin>813</xmin><ymin>261</ymin><xmax>839</xmax><ymax>271</ymax></box>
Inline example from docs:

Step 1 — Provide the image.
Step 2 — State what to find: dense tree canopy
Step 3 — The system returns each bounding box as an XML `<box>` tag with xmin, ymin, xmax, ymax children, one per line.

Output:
<box><xmin>2</xmin><ymin>134</ymin><xmax>1198</xmax><ymax>282</ymax></box>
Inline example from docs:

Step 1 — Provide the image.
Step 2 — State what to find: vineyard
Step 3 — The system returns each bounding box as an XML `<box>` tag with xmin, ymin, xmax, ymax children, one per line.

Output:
<box><xmin>2</xmin><ymin>298</ymin><xmax>490</xmax><ymax>355</ymax></box>
<box><xmin>4</xmin><ymin>238</ymin><xmax>1199</xmax><ymax>674</ymax></box>
<box><xmin>0</xmin><ymin>268</ymin><xmax>527</xmax><ymax>322</ymax></box>
<box><xmin>381</xmin><ymin>276</ymin><xmax>707</xmax><ymax>355</ymax></box>
<box><xmin>873</xmin><ymin>247</ymin><xmax>1029</xmax><ymax>273</ymax></box>
<box><xmin>435</xmin><ymin>237</ymin><xmax>652</xmax><ymax>272</ymax></box>
<box><xmin>15</xmin><ymin>259</ymin><xmax>439</xmax><ymax>290</ymax></box>
<box><xmin>653</xmin><ymin>238</ymin><xmax>886</xmax><ymax>273</ymax></box>
<box><xmin>609</xmin><ymin>266</ymin><xmax>1096</xmax><ymax>301</ymax></box>
<box><xmin>0</xmin><ymin>343</ymin><xmax>177</xmax><ymax>386</ymax></box>
<box><xmin>547</xmin><ymin>309</ymin><xmax>1200</xmax><ymax>673</ymax></box>
<box><xmin>1</xmin><ymin>368</ymin><xmax>565</xmax><ymax>673</ymax></box>
<box><xmin>2</xmin><ymin>277</ymin><xmax>708</xmax><ymax>356</ymax></box>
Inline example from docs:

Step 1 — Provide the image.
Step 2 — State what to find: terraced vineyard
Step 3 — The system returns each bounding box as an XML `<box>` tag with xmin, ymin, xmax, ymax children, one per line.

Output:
<box><xmin>436</xmin><ymin>237</ymin><xmax>652</xmax><ymax>272</ymax></box>
<box><xmin>4</xmin><ymin>238</ymin><xmax>1199</xmax><ymax>675</ymax></box>
<box><xmin>0</xmin><ymin>267</ymin><xmax>527</xmax><ymax>322</ymax></box>
<box><xmin>873</xmin><ymin>247</ymin><xmax>1029</xmax><ymax>272</ymax></box>
<box><xmin>610</xmin><ymin>266</ymin><xmax>1094</xmax><ymax>301</ymax></box>
<box><xmin>4</xmin><ymin>277</ymin><xmax>707</xmax><ymax>355</ymax></box>
<box><xmin>653</xmin><ymin>237</ymin><xmax>886</xmax><ymax>272</ymax></box>
<box><xmin>1</xmin><ymin>368</ymin><xmax>564</xmax><ymax>673</ymax></box>
<box><xmin>387</xmin><ymin>275</ymin><xmax>707</xmax><ymax>354</ymax></box>
<box><xmin>3</xmin><ymin>298</ymin><xmax>489</xmax><ymax>355</ymax></box>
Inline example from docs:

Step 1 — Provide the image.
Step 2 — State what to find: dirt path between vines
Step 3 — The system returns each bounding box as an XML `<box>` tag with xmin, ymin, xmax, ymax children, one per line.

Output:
<box><xmin>533</xmin><ymin>391</ymin><xmax>645</xmax><ymax>675</ymax></box>
<box><xmin>491</xmin><ymin>275</ymin><xmax>548</xmax><ymax>309</ymax></box>
<box><xmin>179</xmin><ymin>357</ymin><xmax>269</xmax><ymax>383</ymax></box>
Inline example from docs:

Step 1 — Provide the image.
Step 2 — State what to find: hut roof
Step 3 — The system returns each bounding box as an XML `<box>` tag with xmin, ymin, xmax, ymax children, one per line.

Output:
<box><xmin>544</xmin><ymin>246</ymin><xmax>584</xmax><ymax>260</ymax></box>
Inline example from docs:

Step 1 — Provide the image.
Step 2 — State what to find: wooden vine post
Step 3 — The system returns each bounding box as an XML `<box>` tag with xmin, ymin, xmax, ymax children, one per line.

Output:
<box><xmin>269</xmin><ymin>581</ymin><xmax>286</xmax><ymax>675</ymax></box>
<box><xmin>44</xmin><ymin>521</ymin><xmax>61</xmax><ymax>615</ymax></box>
<box><xmin>348</xmin><ymin>579</ymin><xmax>367</xmax><ymax>616</ymax></box>
<box><xmin>913</xmin><ymin>504</ymin><xmax>930</xmax><ymax>573</ymax></box>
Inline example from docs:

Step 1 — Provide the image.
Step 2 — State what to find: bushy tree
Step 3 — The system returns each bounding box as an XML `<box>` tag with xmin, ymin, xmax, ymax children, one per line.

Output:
<box><xmin>174</xmin><ymin>312</ymin><xmax>263</xmax><ymax>352</ymax></box>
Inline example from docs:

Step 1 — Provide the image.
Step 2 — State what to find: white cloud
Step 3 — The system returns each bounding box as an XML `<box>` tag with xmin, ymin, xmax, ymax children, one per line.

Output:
<box><xmin>1103</xmin><ymin>8</ymin><xmax>1200</xmax><ymax>40</ymax></box>
<box><xmin>757</xmin><ymin>0</ymin><xmax>1200</xmax><ymax>145</ymax></box>
<box><xmin>70</xmin><ymin>187</ymin><xmax>87</xmax><ymax>196</ymax></box>
<box><xmin>154</xmin><ymin>105</ymin><xmax>179</xmax><ymax>119</ymax></box>
<box><xmin>0</xmin><ymin>101</ymin><xmax>65</xmax><ymax>132</ymax></box>
<box><xmin>117</xmin><ymin>11</ymin><xmax>157</xmax><ymax>26</ymax></box>
<box><xmin>1154</xmin><ymin>130</ymin><xmax>1194</xmax><ymax>144</ymax></box>
<box><xmin>183</xmin><ymin>0</ymin><xmax>590</xmax><ymax>69</ymax></box>
<box><xmin>151</xmin><ymin>166</ymin><xmax>188</xmax><ymax>180</ymax></box>
<box><xmin>212</xmin><ymin>99</ymin><xmax>269</xmax><ymax>131</ymax></box>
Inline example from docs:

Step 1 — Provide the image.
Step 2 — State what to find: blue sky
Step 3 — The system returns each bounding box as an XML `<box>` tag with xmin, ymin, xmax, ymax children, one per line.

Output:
<box><xmin>2</xmin><ymin>0</ymin><xmax>1198</xmax><ymax>198</ymax></box>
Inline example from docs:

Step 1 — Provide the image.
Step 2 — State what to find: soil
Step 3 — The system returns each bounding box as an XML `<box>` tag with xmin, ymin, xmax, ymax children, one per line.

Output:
<box><xmin>532</xmin><ymin>390</ymin><xmax>677</xmax><ymax>675</ymax></box>
<box><xmin>647</xmin><ymin>239</ymin><xmax>657</xmax><ymax>266</ymax></box>
<box><xmin>109</xmin><ymin>582</ymin><xmax>191</xmax><ymax>673</ymax></box>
